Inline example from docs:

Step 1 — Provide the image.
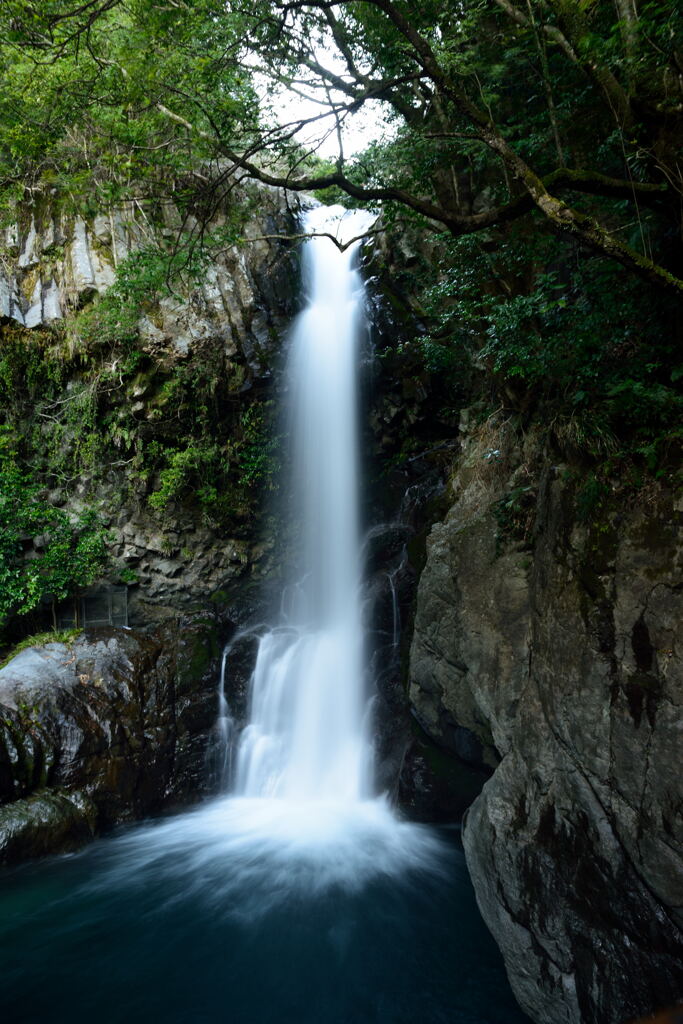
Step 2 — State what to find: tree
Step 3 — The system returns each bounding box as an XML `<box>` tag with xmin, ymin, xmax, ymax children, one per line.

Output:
<box><xmin>0</xmin><ymin>1</ymin><xmax>680</xmax><ymax>289</ymax></box>
<box><xmin>0</xmin><ymin>0</ymin><xmax>679</xmax><ymax>290</ymax></box>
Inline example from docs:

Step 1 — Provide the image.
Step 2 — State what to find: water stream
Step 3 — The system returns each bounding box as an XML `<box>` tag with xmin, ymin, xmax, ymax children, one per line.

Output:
<box><xmin>232</xmin><ymin>205</ymin><xmax>370</xmax><ymax>804</ymax></box>
<box><xmin>203</xmin><ymin>204</ymin><xmax>448</xmax><ymax>880</ymax></box>
<box><xmin>0</xmin><ymin>206</ymin><xmax>529</xmax><ymax>1024</ymax></box>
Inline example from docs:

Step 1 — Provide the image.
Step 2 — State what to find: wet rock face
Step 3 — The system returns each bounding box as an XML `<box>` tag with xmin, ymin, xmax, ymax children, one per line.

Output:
<box><xmin>3</xmin><ymin>187</ymin><xmax>300</xmax><ymax>629</ymax></box>
<box><xmin>409</xmin><ymin>417</ymin><xmax>683</xmax><ymax>1023</ymax></box>
<box><xmin>116</xmin><ymin>527</ymin><xmax>257</xmax><ymax>627</ymax></box>
<box><xmin>0</xmin><ymin>622</ymin><xmax>224</xmax><ymax>864</ymax></box>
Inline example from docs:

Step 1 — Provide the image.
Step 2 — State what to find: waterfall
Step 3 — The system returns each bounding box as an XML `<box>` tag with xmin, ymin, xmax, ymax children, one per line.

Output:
<box><xmin>185</xmin><ymin>204</ymin><xmax>444</xmax><ymax>888</ymax></box>
<box><xmin>0</xmin><ymin>202</ymin><xmax>524</xmax><ymax>1024</ymax></box>
<box><xmin>234</xmin><ymin>204</ymin><xmax>374</xmax><ymax>804</ymax></box>
<box><xmin>212</xmin><ymin>645</ymin><xmax>235</xmax><ymax>790</ymax></box>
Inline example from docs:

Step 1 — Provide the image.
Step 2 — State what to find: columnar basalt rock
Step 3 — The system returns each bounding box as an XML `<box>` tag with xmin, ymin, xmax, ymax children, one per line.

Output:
<box><xmin>409</xmin><ymin>414</ymin><xmax>683</xmax><ymax>1024</ymax></box>
<box><xmin>1</xmin><ymin>191</ymin><xmax>300</xmax><ymax>342</ymax></box>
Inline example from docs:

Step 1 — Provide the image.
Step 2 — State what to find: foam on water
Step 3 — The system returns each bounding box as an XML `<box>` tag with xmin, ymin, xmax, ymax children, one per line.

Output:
<box><xmin>84</xmin><ymin>793</ymin><xmax>447</xmax><ymax>922</ymax></box>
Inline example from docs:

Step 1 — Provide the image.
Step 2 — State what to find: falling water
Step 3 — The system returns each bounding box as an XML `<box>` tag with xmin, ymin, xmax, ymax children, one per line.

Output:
<box><xmin>185</xmin><ymin>204</ymin><xmax>451</xmax><ymax>884</ymax></box>
<box><xmin>212</xmin><ymin>645</ymin><xmax>235</xmax><ymax>790</ymax></box>
<box><xmin>235</xmin><ymin>204</ymin><xmax>372</xmax><ymax>803</ymax></box>
<box><xmin>186</xmin><ymin>205</ymin><xmax>448</xmax><ymax>884</ymax></box>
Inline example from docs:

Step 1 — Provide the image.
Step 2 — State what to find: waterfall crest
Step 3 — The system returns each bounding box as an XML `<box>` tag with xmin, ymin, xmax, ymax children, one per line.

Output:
<box><xmin>234</xmin><ymin>205</ymin><xmax>374</xmax><ymax>804</ymax></box>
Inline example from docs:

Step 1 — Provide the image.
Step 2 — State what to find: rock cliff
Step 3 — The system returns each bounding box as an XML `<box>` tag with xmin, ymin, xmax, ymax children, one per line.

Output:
<box><xmin>409</xmin><ymin>413</ymin><xmax>683</xmax><ymax>1023</ymax></box>
<box><xmin>1</xmin><ymin>186</ymin><xmax>301</xmax><ymax>629</ymax></box>
<box><xmin>1</xmin><ymin>191</ymin><xmax>299</xmax><ymax>348</ymax></box>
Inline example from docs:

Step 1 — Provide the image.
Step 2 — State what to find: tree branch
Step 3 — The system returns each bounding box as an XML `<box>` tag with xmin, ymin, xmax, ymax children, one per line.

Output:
<box><xmin>491</xmin><ymin>0</ymin><xmax>579</xmax><ymax>64</ymax></box>
<box><xmin>234</xmin><ymin>226</ymin><xmax>386</xmax><ymax>252</ymax></box>
<box><xmin>154</xmin><ymin>88</ymin><xmax>681</xmax><ymax>292</ymax></box>
<box><xmin>357</xmin><ymin>0</ymin><xmax>682</xmax><ymax>291</ymax></box>
<box><xmin>544</xmin><ymin>0</ymin><xmax>634</xmax><ymax>130</ymax></box>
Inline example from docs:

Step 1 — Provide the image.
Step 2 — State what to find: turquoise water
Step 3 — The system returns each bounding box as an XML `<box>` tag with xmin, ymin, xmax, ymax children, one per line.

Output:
<box><xmin>0</xmin><ymin>803</ymin><xmax>528</xmax><ymax>1024</ymax></box>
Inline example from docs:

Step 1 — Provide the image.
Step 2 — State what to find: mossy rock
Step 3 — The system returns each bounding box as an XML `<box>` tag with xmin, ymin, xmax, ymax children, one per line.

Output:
<box><xmin>0</xmin><ymin>789</ymin><xmax>97</xmax><ymax>865</ymax></box>
<box><xmin>173</xmin><ymin>618</ymin><xmax>222</xmax><ymax>694</ymax></box>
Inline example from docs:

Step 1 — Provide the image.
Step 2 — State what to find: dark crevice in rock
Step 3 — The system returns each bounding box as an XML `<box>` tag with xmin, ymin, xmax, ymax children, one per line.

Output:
<box><xmin>631</xmin><ymin>615</ymin><xmax>654</xmax><ymax>672</ymax></box>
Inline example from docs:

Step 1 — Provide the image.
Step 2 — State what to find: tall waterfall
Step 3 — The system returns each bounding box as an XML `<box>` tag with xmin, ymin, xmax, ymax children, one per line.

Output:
<box><xmin>181</xmin><ymin>203</ymin><xmax>443</xmax><ymax>887</ymax></box>
<box><xmin>234</xmin><ymin>204</ymin><xmax>373</xmax><ymax>804</ymax></box>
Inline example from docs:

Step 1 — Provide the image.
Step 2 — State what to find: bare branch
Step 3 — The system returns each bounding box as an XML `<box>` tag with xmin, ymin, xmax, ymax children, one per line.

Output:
<box><xmin>236</xmin><ymin>226</ymin><xmax>387</xmax><ymax>252</ymax></box>
<box><xmin>491</xmin><ymin>0</ymin><xmax>579</xmax><ymax>64</ymax></box>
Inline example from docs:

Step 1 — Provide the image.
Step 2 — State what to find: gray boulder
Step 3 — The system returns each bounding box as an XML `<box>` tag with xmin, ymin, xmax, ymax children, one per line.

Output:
<box><xmin>0</xmin><ymin>621</ymin><xmax>223</xmax><ymax>864</ymax></box>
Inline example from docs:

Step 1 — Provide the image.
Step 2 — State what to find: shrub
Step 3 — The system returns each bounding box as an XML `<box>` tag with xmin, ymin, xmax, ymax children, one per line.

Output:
<box><xmin>0</xmin><ymin>429</ymin><xmax>109</xmax><ymax>633</ymax></box>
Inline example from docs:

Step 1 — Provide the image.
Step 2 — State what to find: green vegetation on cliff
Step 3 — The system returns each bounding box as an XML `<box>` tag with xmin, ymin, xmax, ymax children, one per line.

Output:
<box><xmin>0</xmin><ymin>240</ymin><xmax>281</xmax><ymax>519</ymax></box>
<box><xmin>0</xmin><ymin>429</ymin><xmax>108</xmax><ymax>631</ymax></box>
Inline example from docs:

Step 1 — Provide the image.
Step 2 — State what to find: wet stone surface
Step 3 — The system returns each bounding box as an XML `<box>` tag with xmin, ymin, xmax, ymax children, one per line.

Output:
<box><xmin>0</xmin><ymin>622</ymin><xmax>224</xmax><ymax>863</ymax></box>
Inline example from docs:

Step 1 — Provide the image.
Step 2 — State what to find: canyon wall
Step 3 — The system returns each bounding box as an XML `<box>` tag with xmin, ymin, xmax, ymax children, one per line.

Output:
<box><xmin>0</xmin><ymin>189</ymin><xmax>302</xmax><ymax>855</ymax></box>
<box><xmin>409</xmin><ymin>413</ymin><xmax>683</xmax><ymax>1023</ymax></box>
<box><xmin>1</xmin><ymin>187</ymin><xmax>301</xmax><ymax>628</ymax></box>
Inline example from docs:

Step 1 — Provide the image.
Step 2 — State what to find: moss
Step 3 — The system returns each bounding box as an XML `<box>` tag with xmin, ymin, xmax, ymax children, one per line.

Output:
<box><xmin>0</xmin><ymin>629</ymin><xmax>81</xmax><ymax>670</ymax></box>
<box><xmin>19</xmin><ymin>267</ymin><xmax>41</xmax><ymax>302</ymax></box>
<box><xmin>226</xmin><ymin>364</ymin><xmax>246</xmax><ymax>391</ymax></box>
<box><xmin>179</xmin><ymin>632</ymin><xmax>219</xmax><ymax>688</ymax></box>
<box><xmin>0</xmin><ymin>709</ymin><xmax>51</xmax><ymax>798</ymax></box>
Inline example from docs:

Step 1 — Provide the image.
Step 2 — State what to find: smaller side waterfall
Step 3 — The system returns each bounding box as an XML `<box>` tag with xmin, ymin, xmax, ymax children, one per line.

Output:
<box><xmin>210</xmin><ymin>645</ymin><xmax>235</xmax><ymax>790</ymax></box>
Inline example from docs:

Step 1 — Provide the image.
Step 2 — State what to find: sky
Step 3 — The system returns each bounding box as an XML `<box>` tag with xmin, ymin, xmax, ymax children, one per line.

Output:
<box><xmin>254</xmin><ymin>44</ymin><xmax>394</xmax><ymax>161</ymax></box>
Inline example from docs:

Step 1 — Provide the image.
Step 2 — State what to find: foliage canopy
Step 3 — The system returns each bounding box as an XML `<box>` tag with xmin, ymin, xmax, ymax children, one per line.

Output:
<box><xmin>0</xmin><ymin>0</ymin><xmax>680</xmax><ymax>289</ymax></box>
